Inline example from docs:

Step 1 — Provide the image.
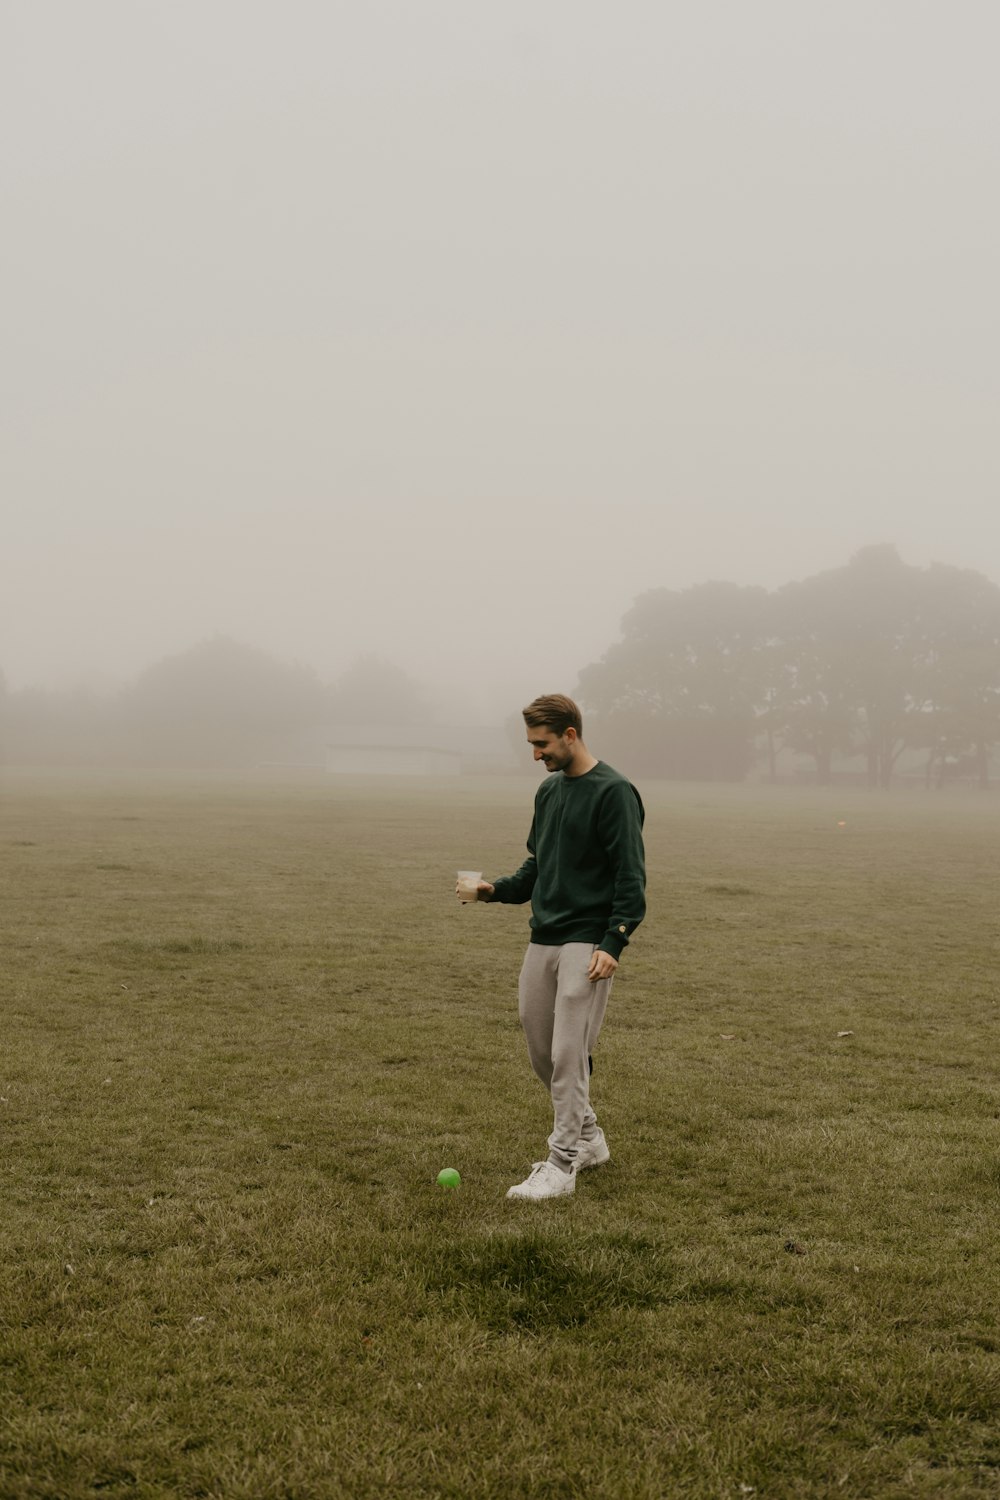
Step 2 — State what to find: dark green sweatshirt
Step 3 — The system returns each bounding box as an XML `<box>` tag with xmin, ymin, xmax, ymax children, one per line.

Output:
<box><xmin>489</xmin><ymin>761</ymin><xmax>646</xmax><ymax>960</ymax></box>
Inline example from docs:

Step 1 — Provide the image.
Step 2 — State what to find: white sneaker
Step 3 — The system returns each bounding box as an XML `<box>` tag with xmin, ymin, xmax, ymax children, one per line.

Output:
<box><xmin>506</xmin><ymin>1161</ymin><xmax>576</xmax><ymax>1201</ymax></box>
<box><xmin>575</xmin><ymin>1128</ymin><xmax>610</xmax><ymax>1171</ymax></box>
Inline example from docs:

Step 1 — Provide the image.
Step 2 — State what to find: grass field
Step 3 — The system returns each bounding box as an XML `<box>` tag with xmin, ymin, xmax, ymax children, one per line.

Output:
<box><xmin>1</xmin><ymin>769</ymin><xmax>999</xmax><ymax>1499</ymax></box>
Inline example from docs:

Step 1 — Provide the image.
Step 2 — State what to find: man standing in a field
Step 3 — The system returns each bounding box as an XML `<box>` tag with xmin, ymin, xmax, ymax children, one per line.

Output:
<box><xmin>462</xmin><ymin>694</ymin><xmax>646</xmax><ymax>1201</ymax></box>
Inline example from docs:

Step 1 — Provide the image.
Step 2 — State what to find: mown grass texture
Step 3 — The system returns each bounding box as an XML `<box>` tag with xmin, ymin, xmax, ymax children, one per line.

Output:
<box><xmin>1</xmin><ymin>769</ymin><xmax>999</xmax><ymax>1499</ymax></box>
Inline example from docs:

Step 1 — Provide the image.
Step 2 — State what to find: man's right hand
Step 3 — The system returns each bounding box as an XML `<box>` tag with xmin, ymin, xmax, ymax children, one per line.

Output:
<box><xmin>456</xmin><ymin>879</ymin><xmax>495</xmax><ymax>902</ymax></box>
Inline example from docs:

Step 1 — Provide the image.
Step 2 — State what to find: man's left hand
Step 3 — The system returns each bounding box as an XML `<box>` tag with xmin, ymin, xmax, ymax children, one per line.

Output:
<box><xmin>587</xmin><ymin>950</ymin><xmax>618</xmax><ymax>983</ymax></box>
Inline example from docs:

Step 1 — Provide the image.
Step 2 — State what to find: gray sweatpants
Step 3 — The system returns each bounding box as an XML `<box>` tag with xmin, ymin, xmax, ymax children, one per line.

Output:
<box><xmin>517</xmin><ymin>942</ymin><xmax>613</xmax><ymax>1174</ymax></box>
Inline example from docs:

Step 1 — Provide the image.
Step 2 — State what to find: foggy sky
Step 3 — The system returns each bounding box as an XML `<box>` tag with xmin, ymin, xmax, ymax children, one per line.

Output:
<box><xmin>4</xmin><ymin>1</ymin><xmax>998</xmax><ymax>723</ymax></box>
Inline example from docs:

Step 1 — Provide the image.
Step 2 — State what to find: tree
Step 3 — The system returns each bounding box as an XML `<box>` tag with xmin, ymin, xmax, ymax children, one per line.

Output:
<box><xmin>576</xmin><ymin>548</ymin><xmax>1000</xmax><ymax>789</ymax></box>
<box><xmin>913</xmin><ymin>563</ymin><xmax>1000</xmax><ymax>789</ymax></box>
<box><xmin>118</xmin><ymin>636</ymin><xmax>327</xmax><ymax>765</ymax></box>
<box><xmin>768</xmin><ymin>547</ymin><xmax>926</xmax><ymax>787</ymax></box>
<box><xmin>577</xmin><ymin>582</ymin><xmax>768</xmax><ymax>780</ymax></box>
<box><xmin>328</xmin><ymin>655</ymin><xmax>433</xmax><ymax>726</ymax></box>
<box><xmin>0</xmin><ymin>683</ymin><xmax>117</xmax><ymax>766</ymax></box>
<box><xmin>837</xmin><ymin>546</ymin><xmax>928</xmax><ymax>788</ymax></box>
<box><xmin>770</xmin><ymin>548</ymin><xmax>1000</xmax><ymax>788</ymax></box>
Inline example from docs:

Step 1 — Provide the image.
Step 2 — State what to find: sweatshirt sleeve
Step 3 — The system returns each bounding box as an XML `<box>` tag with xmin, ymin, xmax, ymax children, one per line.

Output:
<box><xmin>596</xmin><ymin>783</ymin><xmax>646</xmax><ymax>960</ymax></box>
<box><xmin>487</xmin><ymin>816</ymin><xmax>538</xmax><ymax>905</ymax></box>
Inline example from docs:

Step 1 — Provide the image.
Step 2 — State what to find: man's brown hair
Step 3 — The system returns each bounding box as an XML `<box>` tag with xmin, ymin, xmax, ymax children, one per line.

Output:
<box><xmin>522</xmin><ymin>694</ymin><xmax>583</xmax><ymax>738</ymax></box>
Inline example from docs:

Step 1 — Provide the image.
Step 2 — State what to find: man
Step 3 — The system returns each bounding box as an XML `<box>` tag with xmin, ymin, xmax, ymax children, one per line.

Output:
<box><xmin>462</xmin><ymin>694</ymin><xmax>646</xmax><ymax>1201</ymax></box>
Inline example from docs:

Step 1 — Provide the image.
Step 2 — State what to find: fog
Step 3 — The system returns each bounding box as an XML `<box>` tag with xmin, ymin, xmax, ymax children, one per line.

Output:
<box><xmin>4</xmin><ymin>1</ymin><xmax>998</xmax><ymax>724</ymax></box>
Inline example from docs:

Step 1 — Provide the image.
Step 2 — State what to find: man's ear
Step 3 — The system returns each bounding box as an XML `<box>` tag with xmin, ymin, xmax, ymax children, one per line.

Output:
<box><xmin>564</xmin><ymin>727</ymin><xmax>578</xmax><ymax>744</ymax></box>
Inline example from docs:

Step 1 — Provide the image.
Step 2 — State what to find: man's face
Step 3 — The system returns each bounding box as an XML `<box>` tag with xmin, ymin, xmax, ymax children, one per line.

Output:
<box><xmin>527</xmin><ymin>725</ymin><xmax>576</xmax><ymax>773</ymax></box>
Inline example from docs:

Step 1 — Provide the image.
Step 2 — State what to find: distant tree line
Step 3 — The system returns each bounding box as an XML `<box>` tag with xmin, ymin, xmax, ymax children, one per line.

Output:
<box><xmin>5</xmin><ymin>548</ymin><xmax>999</xmax><ymax>783</ymax></box>
<box><xmin>578</xmin><ymin>546</ymin><xmax>1000</xmax><ymax>787</ymax></box>
<box><xmin>0</xmin><ymin>638</ymin><xmax>435</xmax><ymax>768</ymax></box>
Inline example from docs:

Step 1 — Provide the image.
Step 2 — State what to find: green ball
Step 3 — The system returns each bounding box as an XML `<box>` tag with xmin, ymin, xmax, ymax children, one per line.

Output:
<box><xmin>436</xmin><ymin>1167</ymin><xmax>461</xmax><ymax>1189</ymax></box>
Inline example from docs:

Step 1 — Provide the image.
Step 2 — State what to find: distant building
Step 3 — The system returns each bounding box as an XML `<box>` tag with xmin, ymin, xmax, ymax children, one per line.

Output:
<box><xmin>256</xmin><ymin>723</ymin><xmax>516</xmax><ymax>776</ymax></box>
<box><xmin>325</xmin><ymin>724</ymin><xmax>512</xmax><ymax>777</ymax></box>
<box><xmin>327</xmin><ymin>736</ymin><xmax>460</xmax><ymax>776</ymax></box>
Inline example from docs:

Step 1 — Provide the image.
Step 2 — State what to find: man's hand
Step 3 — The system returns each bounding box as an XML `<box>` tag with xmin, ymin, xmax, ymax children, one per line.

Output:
<box><xmin>587</xmin><ymin>949</ymin><xmax>618</xmax><ymax>982</ymax></box>
<box><xmin>456</xmin><ymin>879</ymin><xmax>495</xmax><ymax>903</ymax></box>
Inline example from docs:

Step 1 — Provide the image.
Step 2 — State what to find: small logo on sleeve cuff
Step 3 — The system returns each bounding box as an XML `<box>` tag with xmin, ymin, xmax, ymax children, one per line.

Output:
<box><xmin>619</xmin><ymin>925</ymin><xmax>627</xmax><ymax>933</ymax></box>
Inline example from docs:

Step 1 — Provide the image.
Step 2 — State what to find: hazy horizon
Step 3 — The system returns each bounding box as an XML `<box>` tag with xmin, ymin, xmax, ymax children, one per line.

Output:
<box><xmin>4</xmin><ymin>2</ymin><xmax>998</xmax><ymax>724</ymax></box>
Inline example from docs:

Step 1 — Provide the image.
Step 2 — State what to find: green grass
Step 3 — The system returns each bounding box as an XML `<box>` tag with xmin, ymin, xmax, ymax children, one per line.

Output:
<box><xmin>1</xmin><ymin>770</ymin><xmax>999</xmax><ymax>1498</ymax></box>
